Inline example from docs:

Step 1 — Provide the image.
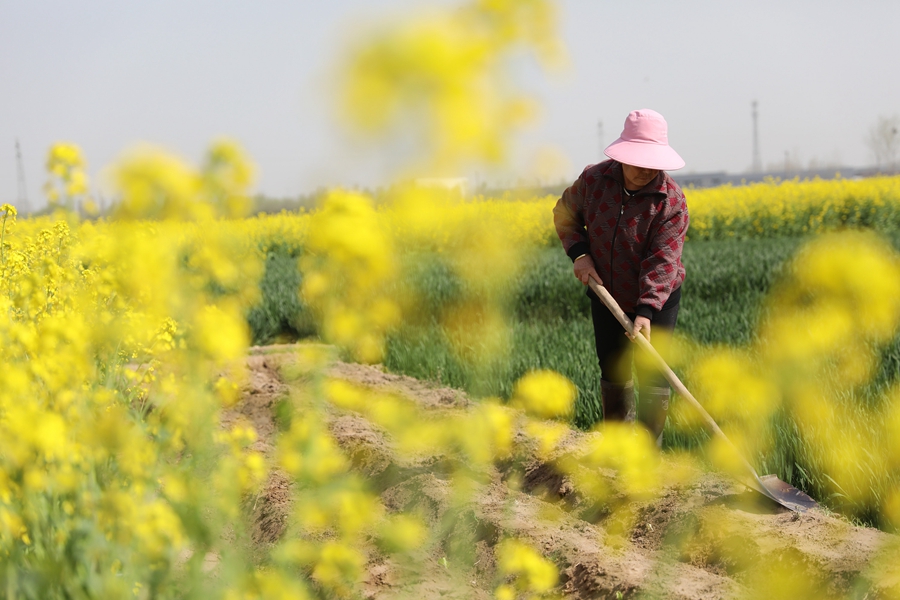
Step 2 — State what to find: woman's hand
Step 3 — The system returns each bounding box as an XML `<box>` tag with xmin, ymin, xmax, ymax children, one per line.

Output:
<box><xmin>574</xmin><ymin>254</ymin><xmax>601</xmax><ymax>286</ymax></box>
<box><xmin>629</xmin><ymin>316</ymin><xmax>651</xmax><ymax>341</ymax></box>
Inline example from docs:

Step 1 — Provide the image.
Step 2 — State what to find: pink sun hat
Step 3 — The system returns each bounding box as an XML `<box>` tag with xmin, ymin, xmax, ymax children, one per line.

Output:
<box><xmin>604</xmin><ymin>109</ymin><xmax>685</xmax><ymax>171</ymax></box>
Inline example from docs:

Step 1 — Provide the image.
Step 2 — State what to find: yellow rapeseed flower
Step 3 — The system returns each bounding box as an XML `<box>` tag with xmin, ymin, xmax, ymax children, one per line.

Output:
<box><xmin>512</xmin><ymin>369</ymin><xmax>576</xmax><ymax>419</ymax></box>
<box><xmin>495</xmin><ymin>538</ymin><xmax>558</xmax><ymax>595</ymax></box>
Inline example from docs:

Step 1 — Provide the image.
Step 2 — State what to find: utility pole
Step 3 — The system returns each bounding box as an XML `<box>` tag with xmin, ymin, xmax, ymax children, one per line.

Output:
<box><xmin>597</xmin><ymin>120</ymin><xmax>604</xmax><ymax>158</ymax></box>
<box><xmin>15</xmin><ymin>139</ymin><xmax>30</xmax><ymax>214</ymax></box>
<box><xmin>751</xmin><ymin>101</ymin><xmax>762</xmax><ymax>173</ymax></box>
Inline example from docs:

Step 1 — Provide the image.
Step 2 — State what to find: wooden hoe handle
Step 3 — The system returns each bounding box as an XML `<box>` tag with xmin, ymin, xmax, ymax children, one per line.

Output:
<box><xmin>587</xmin><ymin>277</ymin><xmax>768</xmax><ymax>493</ymax></box>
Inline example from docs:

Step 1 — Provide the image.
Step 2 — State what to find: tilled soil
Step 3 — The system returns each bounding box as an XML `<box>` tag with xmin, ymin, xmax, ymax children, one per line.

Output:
<box><xmin>236</xmin><ymin>346</ymin><xmax>900</xmax><ymax>599</ymax></box>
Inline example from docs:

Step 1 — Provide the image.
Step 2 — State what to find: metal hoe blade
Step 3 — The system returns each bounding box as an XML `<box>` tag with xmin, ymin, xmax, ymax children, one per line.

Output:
<box><xmin>588</xmin><ymin>278</ymin><xmax>818</xmax><ymax>513</ymax></box>
<box><xmin>758</xmin><ymin>475</ymin><xmax>818</xmax><ymax>512</ymax></box>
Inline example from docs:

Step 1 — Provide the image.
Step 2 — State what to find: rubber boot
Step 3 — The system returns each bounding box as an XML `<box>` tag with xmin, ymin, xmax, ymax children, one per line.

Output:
<box><xmin>638</xmin><ymin>385</ymin><xmax>670</xmax><ymax>448</ymax></box>
<box><xmin>600</xmin><ymin>379</ymin><xmax>635</xmax><ymax>423</ymax></box>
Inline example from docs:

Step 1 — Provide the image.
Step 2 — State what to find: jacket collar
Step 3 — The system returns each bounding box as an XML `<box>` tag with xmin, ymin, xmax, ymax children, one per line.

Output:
<box><xmin>600</xmin><ymin>160</ymin><xmax>667</xmax><ymax>196</ymax></box>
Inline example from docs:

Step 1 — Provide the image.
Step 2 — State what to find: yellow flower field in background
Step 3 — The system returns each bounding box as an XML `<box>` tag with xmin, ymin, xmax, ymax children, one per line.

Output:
<box><xmin>685</xmin><ymin>174</ymin><xmax>900</xmax><ymax>240</ymax></box>
<box><xmin>221</xmin><ymin>173</ymin><xmax>900</xmax><ymax>259</ymax></box>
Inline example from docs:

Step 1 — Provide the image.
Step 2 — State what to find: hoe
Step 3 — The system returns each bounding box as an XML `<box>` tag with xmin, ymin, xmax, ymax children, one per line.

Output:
<box><xmin>589</xmin><ymin>277</ymin><xmax>818</xmax><ymax>513</ymax></box>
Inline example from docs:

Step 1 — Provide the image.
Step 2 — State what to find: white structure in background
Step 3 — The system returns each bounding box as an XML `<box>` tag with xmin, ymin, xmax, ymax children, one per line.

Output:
<box><xmin>414</xmin><ymin>177</ymin><xmax>469</xmax><ymax>199</ymax></box>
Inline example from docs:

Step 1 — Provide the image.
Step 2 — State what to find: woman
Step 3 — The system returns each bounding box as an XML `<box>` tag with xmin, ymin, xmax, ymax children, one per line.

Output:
<box><xmin>553</xmin><ymin>109</ymin><xmax>689</xmax><ymax>446</ymax></box>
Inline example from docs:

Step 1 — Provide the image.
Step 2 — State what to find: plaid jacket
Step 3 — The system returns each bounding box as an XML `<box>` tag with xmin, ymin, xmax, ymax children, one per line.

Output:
<box><xmin>553</xmin><ymin>160</ymin><xmax>689</xmax><ymax>318</ymax></box>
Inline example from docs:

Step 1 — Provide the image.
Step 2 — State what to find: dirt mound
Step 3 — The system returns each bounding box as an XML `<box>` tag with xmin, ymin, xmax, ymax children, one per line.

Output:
<box><xmin>224</xmin><ymin>352</ymin><xmax>293</xmax><ymax>551</ymax></box>
<box><xmin>239</xmin><ymin>347</ymin><xmax>900</xmax><ymax>599</ymax></box>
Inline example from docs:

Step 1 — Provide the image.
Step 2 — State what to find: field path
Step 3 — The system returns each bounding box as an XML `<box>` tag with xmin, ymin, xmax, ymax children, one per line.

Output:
<box><xmin>237</xmin><ymin>346</ymin><xmax>900</xmax><ymax>599</ymax></box>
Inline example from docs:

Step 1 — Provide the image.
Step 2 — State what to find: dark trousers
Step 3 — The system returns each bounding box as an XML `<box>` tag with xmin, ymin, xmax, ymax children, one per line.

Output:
<box><xmin>590</xmin><ymin>296</ymin><xmax>679</xmax><ymax>387</ymax></box>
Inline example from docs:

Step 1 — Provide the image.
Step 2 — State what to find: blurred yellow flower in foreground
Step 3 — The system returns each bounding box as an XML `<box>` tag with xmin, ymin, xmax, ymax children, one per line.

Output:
<box><xmin>495</xmin><ymin>538</ymin><xmax>558</xmax><ymax>597</ymax></box>
<box><xmin>112</xmin><ymin>140</ymin><xmax>256</xmax><ymax>221</ymax></box>
<box><xmin>512</xmin><ymin>369</ymin><xmax>576</xmax><ymax>419</ymax></box>
<box><xmin>338</xmin><ymin>0</ymin><xmax>561</xmax><ymax>171</ymax></box>
<box><xmin>301</xmin><ymin>190</ymin><xmax>399</xmax><ymax>363</ymax></box>
<box><xmin>44</xmin><ymin>142</ymin><xmax>90</xmax><ymax>207</ymax></box>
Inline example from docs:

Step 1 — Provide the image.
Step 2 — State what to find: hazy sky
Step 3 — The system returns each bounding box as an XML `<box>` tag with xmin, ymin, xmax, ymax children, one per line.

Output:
<box><xmin>2</xmin><ymin>0</ymin><xmax>898</xmax><ymax>208</ymax></box>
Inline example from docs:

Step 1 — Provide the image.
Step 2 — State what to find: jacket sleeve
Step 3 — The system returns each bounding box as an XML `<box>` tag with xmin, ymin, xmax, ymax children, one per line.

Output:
<box><xmin>635</xmin><ymin>192</ymin><xmax>689</xmax><ymax>318</ymax></box>
<box><xmin>553</xmin><ymin>170</ymin><xmax>591</xmax><ymax>262</ymax></box>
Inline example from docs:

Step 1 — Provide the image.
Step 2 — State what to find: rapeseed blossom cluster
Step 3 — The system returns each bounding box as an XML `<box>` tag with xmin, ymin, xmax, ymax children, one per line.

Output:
<box><xmin>113</xmin><ymin>139</ymin><xmax>254</xmax><ymax>221</ymax></box>
<box><xmin>512</xmin><ymin>369</ymin><xmax>575</xmax><ymax>419</ymax></box>
<box><xmin>300</xmin><ymin>190</ymin><xmax>400</xmax><ymax>363</ymax></box>
<box><xmin>0</xmin><ymin>142</ymin><xmax>268</xmax><ymax>598</ymax></box>
<box><xmin>43</xmin><ymin>142</ymin><xmax>89</xmax><ymax>210</ymax></box>
<box><xmin>387</xmin><ymin>187</ymin><xmax>531</xmax><ymax>371</ymax></box>
<box><xmin>339</xmin><ymin>0</ymin><xmax>563</xmax><ymax>172</ymax></box>
<box><xmin>494</xmin><ymin>538</ymin><xmax>559</xmax><ymax>599</ymax></box>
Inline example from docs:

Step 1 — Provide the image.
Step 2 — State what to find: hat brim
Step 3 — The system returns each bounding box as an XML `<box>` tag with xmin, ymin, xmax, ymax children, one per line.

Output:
<box><xmin>604</xmin><ymin>138</ymin><xmax>685</xmax><ymax>171</ymax></box>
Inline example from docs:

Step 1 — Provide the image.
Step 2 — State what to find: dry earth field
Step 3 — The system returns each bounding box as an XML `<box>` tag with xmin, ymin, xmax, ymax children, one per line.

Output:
<box><xmin>230</xmin><ymin>347</ymin><xmax>900</xmax><ymax>599</ymax></box>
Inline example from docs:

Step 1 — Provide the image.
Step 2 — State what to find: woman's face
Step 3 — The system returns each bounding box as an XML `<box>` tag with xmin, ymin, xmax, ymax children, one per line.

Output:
<box><xmin>621</xmin><ymin>163</ymin><xmax>659</xmax><ymax>190</ymax></box>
